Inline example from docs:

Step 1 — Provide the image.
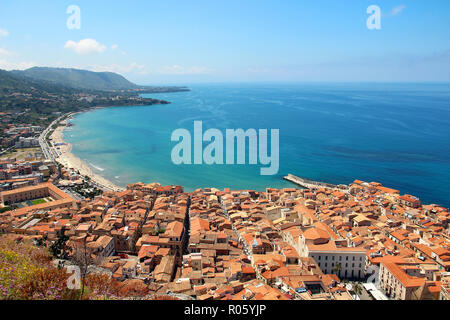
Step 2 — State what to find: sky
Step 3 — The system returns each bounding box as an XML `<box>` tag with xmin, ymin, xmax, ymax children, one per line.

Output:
<box><xmin>0</xmin><ymin>0</ymin><xmax>449</xmax><ymax>84</ymax></box>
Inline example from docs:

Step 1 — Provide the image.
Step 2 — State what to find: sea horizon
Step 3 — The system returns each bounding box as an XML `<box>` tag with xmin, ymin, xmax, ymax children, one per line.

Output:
<box><xmin>63</xmin><ymin>82</ymin><xmax>450</xmax><ymax>207</ymax></box>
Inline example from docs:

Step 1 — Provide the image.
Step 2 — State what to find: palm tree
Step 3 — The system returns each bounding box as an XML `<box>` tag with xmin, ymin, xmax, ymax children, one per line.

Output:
<box><xmin>333</xmin><ymin>263</ymin><xmax>342</xmax><ymax>275</ymax></box>
<box><xmin>353</xmin><ymin>283</ymin><xmax>363</xmax><ymax>296</ymax></box>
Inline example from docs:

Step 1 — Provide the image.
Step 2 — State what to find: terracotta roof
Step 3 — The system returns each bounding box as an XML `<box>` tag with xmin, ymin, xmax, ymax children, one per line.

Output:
<box><xmin>303</xmin><ymin>228</ymin><xmax>330</xmax><ymax>241</ymax></box>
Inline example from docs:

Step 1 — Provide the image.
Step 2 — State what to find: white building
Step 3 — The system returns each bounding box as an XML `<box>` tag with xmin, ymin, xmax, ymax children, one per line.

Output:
<box><xmin>296</xmin><ymin>227</ymin><xmax>367</xmax><ymax>279</ymax></box>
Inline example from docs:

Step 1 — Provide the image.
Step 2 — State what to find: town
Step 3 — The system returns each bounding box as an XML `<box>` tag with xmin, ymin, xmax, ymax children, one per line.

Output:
<box><xmin>1</xmin><ymin>133</ymin><xmax>449</xmax><ymax>300</ymax></box>
<box><xmin>0</xmin><ymin>1</ymin><xmax>447</xmax><ymax>313</ymax></box>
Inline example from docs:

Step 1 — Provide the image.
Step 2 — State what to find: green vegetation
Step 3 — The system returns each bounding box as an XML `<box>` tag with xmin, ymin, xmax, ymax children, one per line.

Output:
<box><xmin>49</xmin><ymin>234</ymin><xmax>69</xmax><ymax>260</ymax></box>
<box><xmin>12</xmin><ymin>67</ymin><xmax>190</xmax><ymax>93</ymax></box>
<box><xmin>0</xmin><ymin>68</ymin><xmax>172</xmax><ymax>139</ymax></box>
<box><xmin>0</xmin><ymin>235</ymin><xmax>152</xmax><ymax>300</ymax></box>
<box><xmin>333</xmin><ymin>263</ymin><xmax>342</xmax><ymax>274</ymax></box>
<box><xmin>0</xmin><ymin>67</ymin><xmax>190</xmax><ymax>150</ymax></box>
<box><xmin>0</xmin><ymin>207</ymin><xmax>12</xmax><ymax>214</ymax></box>
<box><xmin>31</xmin><ymin>199</ymin><xmax>47</xmax><ymax>205</ymax></box>
<box><xmin>12</xmin><ymin>67</ymin><xmax>139</xmax><ymax>91</ymax></box>
<box><xmin>71</xmin><ymin>182</ymin><xmax>103</xmax><ymax>199</ymax></box>
<box><xmin>352</xmin><ymin>283</ymin><xmax>363</xmax><ymax>296</ymax></box>
<box><xmin>0</xmin><ymin>236</ymin><xmax>75</xmax><ymax>300</ymax></box>
<box><xmin>0</xmin><ymin>236</ymin><xmax>128</xmax><ymax>300</ymax></box>
<box><xmin>155</xmin><ymin>228</ymin><xmax>166</xmax><ymax>236</ymax></box>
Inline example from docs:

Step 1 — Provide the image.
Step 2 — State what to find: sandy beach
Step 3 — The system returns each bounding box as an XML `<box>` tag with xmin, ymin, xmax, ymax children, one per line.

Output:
<box><xmin>50</xmin><ymin>123</ymin><xmax>125</xmax><ymax>192</ymax></box>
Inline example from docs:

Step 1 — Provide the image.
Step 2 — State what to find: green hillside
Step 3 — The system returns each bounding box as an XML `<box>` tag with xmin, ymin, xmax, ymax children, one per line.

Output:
<box><xmin>12</xmin><ymin>67</ymin><xmax>190</xmax><ymax>93</ymax></box>
<box><xmin>12</xmin><ymin>67</ymin><xmax>139</xmax><ymax>91</ymax></box>
<box><xmin>0</xmin><ymin>69</ymin><xmax>170</xmax><ymax>130</ymax></box>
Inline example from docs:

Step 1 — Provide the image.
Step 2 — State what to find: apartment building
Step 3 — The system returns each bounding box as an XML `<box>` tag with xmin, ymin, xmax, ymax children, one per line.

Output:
<box><xmin>378</xmin><ymin>256</ymin><xmax>426</xmax><ymax>300</ymax></box>
<box><xmin>297</xmin><ymin>227</ymin><xmax>367</xmax><ymax>279</ymax></box>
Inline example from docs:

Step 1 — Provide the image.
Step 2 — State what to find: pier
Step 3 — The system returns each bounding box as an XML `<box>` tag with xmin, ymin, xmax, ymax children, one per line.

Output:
<box><xmin>284</xmin><ymin>174</ymin><xmax>347</xmax><ymax>191</ymax></box>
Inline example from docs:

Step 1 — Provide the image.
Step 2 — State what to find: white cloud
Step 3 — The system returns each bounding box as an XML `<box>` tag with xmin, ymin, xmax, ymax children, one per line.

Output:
<box><xmin>0</xmin><ymin>59</ymin><xmax>35</xmax><ymax>70</ymax></box>
<box><xmin>64</xmin><ymin>38</ymin><xmax>107</xmax><ymax>55</ymax></box>
<box><xmin>390</xmin><ymin>5</ymin><xmax>407</xmax><ymax>16</ymax></box>
<box><xmin>0</xmin><ymin>28</ymin><xmax>9</xmax><ymax>37</ymax></box>
<box><xmin>0</xmin><ymin>46</ymin><xmax>35</xmax><ymax>70</ymax></box>
<box><xmin>159</xmin><ymin>65</ymin><xmax>212</xmax><ymax>75</ymax></box>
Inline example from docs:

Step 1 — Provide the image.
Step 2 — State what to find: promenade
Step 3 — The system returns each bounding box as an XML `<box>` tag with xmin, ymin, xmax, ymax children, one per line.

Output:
<box><xmin>39</xmin><ymin>113</ymin><xmax>125</xmax><ymax>193</ymax></box>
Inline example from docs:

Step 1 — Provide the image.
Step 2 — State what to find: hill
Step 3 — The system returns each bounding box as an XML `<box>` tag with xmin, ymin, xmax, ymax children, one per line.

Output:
<box><xmin>0</xmin><ymin>69</ymin><xmax>170</xmax><ymax>130</ymax></box>
<box><xmin>12</xmin><ymin>67</ymin><xmax>137</xmax><ymax>91</ymax></box>
<box><xmin>0</xmin><ymin>235</ymin><xmax>174</xmax><ymax>300</ymax></box>
<box><xmin>0</xmin><ymin>69</ymin><xmax>77</xmax><ymax>94</ymax></box>
<box><xmin>12</xmin><ymin>67</ymin><xmax>189</xmax><ymax>93</ymax></box>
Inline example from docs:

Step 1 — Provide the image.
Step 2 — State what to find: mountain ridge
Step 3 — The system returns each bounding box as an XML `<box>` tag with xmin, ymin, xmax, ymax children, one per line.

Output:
<box><xmin>0</xmin><ymin>68</ymin><xmax>170</xmax><ymax>128</ymax></box>
<box><xmin>11</xmin><ymin>67</ymin><xmax>189</xmax><ymax>93</ymax></box>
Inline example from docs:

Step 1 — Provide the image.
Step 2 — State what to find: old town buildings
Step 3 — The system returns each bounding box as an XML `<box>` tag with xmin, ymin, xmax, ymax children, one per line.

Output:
<box><xmin>1</xmin><ymin>177</ymin><xmax>449</xmax><ymax>300</ymax></box>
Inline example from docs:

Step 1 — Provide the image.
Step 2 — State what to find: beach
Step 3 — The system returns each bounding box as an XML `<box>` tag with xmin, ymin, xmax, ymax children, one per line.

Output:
<box><xmin>61</xmin><ymin>84</ymin><xmax>450</xmax><ymax>207</ymax></box>
<box><xmin>50</xmin><ymin>123</ymin><xmax>125</xmax><ymax>192</ymax></box>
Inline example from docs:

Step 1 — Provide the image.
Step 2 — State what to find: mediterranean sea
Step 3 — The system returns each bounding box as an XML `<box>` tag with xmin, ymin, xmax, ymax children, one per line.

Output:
<box><xmin>63</xmin><ymin>83</ymin><xmax>450</xmax><ymax>207</ymax></box>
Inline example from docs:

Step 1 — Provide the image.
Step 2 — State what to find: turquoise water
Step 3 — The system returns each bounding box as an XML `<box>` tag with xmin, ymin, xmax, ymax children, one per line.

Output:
<box><xmin>64</xmin><ymin>83</ymin><xmax>450</xmax><ymax>207</ymax></box>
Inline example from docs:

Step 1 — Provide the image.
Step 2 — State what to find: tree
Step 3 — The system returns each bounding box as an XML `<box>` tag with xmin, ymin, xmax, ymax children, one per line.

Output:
<box><xmin>0</xmin><ymin>207</ymin><xmax>12</xmax><ymax>213</ymax></box>
<box><xmin>333</xmin><ymin>263</ymin><xmax>342</xmax><ymax>275</ymax></box>
<box><xmin>34</xmin><ymin>235</ymin><xmax>47</xmax><ymax>247</ymax></box>
<box><xmin>353</xmin><ymin>283</ymin><xmax>363</xmax><ymax>296</ymax></box>
<box><xmin>155</xmin><ymin>228</ymin><xmax>166</xmax><ymax>236</ymax></box>
<box><xmin>49</xmin><ymin>233</ymin><xmax>69</xmax><ymax>259</ymax></box>
<box><xmin>68</xmin><ymin>235</ymin><xmax>103</xmax><ymax>299</ymax></box>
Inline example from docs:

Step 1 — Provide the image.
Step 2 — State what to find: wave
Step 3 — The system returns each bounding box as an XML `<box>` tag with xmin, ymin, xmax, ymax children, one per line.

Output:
<box><xmin>89</xmin><ymin>163</ymin><xmax>105</xmax><ymax>172</ymax></box>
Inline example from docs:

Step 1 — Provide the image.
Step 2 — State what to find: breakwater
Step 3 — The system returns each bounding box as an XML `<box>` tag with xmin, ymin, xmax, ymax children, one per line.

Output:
<box><xmin>284</xmin><ymin>174</ymin><xmax>347</xmax><ymax>190</ymax></box>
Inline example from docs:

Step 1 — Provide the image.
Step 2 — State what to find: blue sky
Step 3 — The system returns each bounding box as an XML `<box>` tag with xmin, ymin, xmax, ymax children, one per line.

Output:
<box><xmin>0</xmin><ymin>0</ymin><xmax>449</xmax><ymax>84</ymax></box>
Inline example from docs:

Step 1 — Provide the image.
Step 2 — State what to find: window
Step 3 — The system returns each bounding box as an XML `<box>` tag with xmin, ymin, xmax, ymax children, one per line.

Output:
<box><xmin>346</xmin><ymin>256</ymin><xmax>349</xmax><ymax>261</ymax></box>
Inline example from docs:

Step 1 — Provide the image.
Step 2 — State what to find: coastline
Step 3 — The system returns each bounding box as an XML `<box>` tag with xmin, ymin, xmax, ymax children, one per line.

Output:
<box><xmin>39</xmin><ymin>84</ymin><xmax>450</xmax><ymax>208</ymax></box>
<box><xmin>50</xmin><ymin>115</ymin><xmax>125</xmax><ymax>193</ymax></box>
<box><xmin>44</xmin><ymin>97</ymin><xmax>176</xmax><ymax>194</ymax></box>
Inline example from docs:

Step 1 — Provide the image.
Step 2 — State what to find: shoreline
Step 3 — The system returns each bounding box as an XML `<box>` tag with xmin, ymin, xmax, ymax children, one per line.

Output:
<box><xmin>45</xmin><ymin>99</ymin><xmax>178</xmax><ymax>194</ymax></box>
<box><xmin>50</xmin><ymin>115</ymin><xmax>125</xmax><ymax>193</ymax></box>
<box><xmin>43</xmin><ymin>106</ymin><xmax>447</xmax><ymax>209</ymax></box>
